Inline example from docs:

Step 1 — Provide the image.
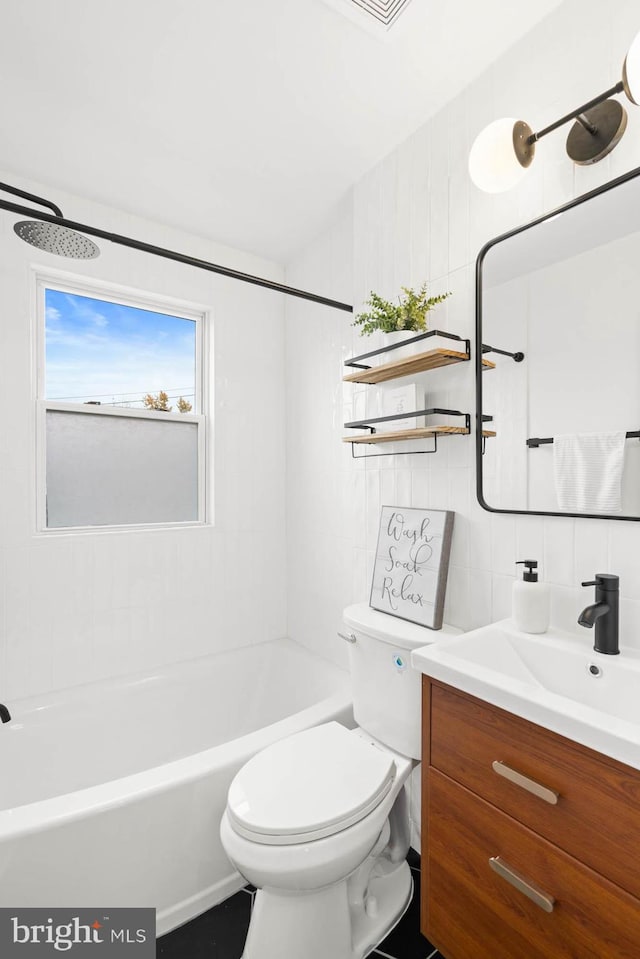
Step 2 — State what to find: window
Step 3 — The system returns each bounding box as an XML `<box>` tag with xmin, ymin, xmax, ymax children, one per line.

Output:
<box><xmin>36</xmin><ymin>275</ymin><xmax>207</xmax><ymax>531</ymax></box>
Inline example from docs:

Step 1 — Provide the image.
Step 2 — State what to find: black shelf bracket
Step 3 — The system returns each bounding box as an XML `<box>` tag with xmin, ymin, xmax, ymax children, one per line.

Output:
<box><xmin>345</xmin><ymin>409</ymin><xmax>471</xmax><ymax>459</ymax></box>
<box><xmin>345</xmin><ymin>329</ymin><xmax>470</xmax><ymax>370</ymax></box>
<box><xmin>481</xmin><ymin>414</ymin><xmax>494</xmax><ymax>456</ymax></box>
<box><xmin>344</xmin><ymin>407</ymin><xmax>469</xmax><ymax>431</ymax></box>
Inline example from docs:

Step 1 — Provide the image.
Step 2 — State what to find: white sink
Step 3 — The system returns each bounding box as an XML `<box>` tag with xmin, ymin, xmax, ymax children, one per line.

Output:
<box><xmin>411</xmin><ymin>620</ymin><xmax>640</xmax><ymax>770</ymax></box>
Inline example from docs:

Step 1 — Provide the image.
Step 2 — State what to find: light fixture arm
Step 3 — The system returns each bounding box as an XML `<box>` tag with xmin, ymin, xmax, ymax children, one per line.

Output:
<box><xmin>469</xmin><ymin>29</ymin><xmax>640</xmax><ymax>191</ymax></box>
<box><xmin>530</xmin><ymin>81</ymin><xmax>625</xmax><ymax>142</ymax></box>
<box><xmin>574</xmin><ymin>114</ymin><xmax>599</xmax><ymax>136</ymax></box>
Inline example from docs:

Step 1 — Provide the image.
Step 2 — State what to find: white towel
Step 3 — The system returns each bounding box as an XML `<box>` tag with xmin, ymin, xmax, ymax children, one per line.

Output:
<box><xmin>553</xmin><ymin>432</ymin><xmax>626</xmax><ymax>513</ymax></box>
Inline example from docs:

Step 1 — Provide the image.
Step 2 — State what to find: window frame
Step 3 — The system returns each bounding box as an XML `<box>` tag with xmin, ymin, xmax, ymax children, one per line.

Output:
<box><xmin>34</xmin><ymin>269</ymin><xmax>209</xmax><ymax>534</ymax></box>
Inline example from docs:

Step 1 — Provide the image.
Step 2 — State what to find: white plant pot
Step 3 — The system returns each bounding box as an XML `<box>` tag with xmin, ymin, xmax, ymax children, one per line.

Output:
<box><xmin>381</xmin><ymin>329</ymin><xmax>419</xmax><ymax>360</ymax></box>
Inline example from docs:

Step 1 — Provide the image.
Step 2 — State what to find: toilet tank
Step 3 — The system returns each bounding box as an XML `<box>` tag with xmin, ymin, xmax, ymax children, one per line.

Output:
<box><xmin>342</xmin><ymin>604</ymin><xmax>461</xmax><ymax>759</ymax></box>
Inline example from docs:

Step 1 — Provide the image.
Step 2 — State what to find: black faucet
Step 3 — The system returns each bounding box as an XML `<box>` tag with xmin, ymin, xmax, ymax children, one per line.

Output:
<box><xmin>0</xmin><ymin>703</ymin><xmax>11</xmax><ymax>723</ymax></box>
<box><xmin>578</xmin><ymin>574</ymin><xmax>620</xmax><ymax>655</ymax></box>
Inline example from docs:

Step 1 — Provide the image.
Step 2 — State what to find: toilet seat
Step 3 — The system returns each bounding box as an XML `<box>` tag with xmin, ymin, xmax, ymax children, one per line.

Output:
<box><xmin>226</xmin><ymin>722</ymin><xmax>397</xmax><ymax>845</ymax></box>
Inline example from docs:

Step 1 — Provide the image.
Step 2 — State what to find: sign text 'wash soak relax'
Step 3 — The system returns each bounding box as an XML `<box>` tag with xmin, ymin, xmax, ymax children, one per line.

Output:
<box><xmin>370</xmin><ymin>507</ymin><xmax>454</xmax><ymax>630</ymax></box>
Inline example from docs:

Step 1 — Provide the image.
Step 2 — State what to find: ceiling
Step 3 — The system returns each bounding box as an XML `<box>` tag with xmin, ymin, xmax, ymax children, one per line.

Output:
<box><xmin>1</xmin><ymin>0</ymin><xmax>563</xmax><ymax>263</ymax></box>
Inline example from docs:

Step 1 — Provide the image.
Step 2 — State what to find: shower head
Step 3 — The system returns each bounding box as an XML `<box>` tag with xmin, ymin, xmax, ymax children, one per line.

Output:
<box><xmin>13</xmin><ymin>220</ymin><xmax>100</xmax><ymax>259</ymax></box>
<box><xmin>0</xmin><ymin>182</ymin><xmax>100</xmax><ymax>259</ymax></box>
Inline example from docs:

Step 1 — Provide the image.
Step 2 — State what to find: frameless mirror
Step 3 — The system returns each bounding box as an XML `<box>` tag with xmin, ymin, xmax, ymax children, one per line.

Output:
<box><xmin>476</xmin><ymin>165</ymin><xmax>640</xmax><ymax>521</ymax></box>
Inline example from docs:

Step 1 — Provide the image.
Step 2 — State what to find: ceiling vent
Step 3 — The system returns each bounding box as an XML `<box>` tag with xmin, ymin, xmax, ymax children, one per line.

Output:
<box><xmin>351</xmin><ymin>0</ymin><xmax>413</xmax><ymax>27</ymax></box>
<box><xmin>321</xmin><ymin>0</ymin><xmax>414</xmax><ymax>35</ymax></box>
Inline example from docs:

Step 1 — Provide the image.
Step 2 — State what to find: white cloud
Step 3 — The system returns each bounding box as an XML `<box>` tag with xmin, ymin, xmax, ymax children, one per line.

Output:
<box><xmin>63</xmin><ymin>293</ymin><xmax>109</xmax><ymax>329</ymax></box>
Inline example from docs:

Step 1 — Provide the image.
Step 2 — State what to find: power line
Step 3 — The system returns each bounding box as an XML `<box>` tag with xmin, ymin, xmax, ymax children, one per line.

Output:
<box><xmin>48</xmin><ymin>387</ymin><xmax>194</xmax><ymax>400</ymax></box>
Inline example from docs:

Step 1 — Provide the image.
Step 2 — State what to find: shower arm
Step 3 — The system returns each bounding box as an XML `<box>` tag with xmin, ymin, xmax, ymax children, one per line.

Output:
<box><xmin>0</xmin><ymin>181</ymin><xmax>64</xmax><ymax>218</ymax></box>
<box><xmin>0</xmin><ymin>190</ymin><xmax>353</xmax><ymax>313</ymax></box>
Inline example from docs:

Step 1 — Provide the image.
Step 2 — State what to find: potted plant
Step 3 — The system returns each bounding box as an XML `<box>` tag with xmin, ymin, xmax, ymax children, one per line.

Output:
<box><xmin>353</xmin><ymin>283</ymin><xmax>451</xmax><ymax>355</ymax></box>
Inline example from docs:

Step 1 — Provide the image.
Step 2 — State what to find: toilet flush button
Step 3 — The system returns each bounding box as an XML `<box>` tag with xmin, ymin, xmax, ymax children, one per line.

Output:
<box><xmin>393</xmin><ymin>654</ymin><xmax>407</xmax><ymax>671</ymax></box>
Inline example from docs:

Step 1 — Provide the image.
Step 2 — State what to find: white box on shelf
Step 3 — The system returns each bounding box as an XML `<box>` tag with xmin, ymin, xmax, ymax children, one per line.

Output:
<box><xmin>373</xmin><ymin>382</ymin><xmax>422</xmax><ymax>431</ymax></box>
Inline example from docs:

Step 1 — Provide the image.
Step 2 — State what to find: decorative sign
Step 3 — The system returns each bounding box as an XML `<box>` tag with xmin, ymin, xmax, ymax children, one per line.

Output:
<box><xmin>370</xmin><ymin>506</ymin><xmax>454</xmax><ymax>630</ymax></box>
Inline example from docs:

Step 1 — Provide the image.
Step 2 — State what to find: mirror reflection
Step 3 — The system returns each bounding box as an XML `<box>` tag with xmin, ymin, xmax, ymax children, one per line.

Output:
<box><xmin>478</xmin><ymin>167</ymin><xmax>640</xmax><ymax>519</ymax></box>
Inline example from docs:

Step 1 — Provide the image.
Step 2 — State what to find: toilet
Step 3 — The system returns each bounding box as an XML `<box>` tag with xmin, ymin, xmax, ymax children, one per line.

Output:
<box><xmin>220</xmin><ymin>603</ymin><xmax>461</xmax><ymax>959</ymax></box>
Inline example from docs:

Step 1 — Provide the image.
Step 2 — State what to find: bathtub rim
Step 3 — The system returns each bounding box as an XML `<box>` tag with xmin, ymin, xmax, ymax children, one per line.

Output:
<box><xmin>4</xmin><ymin>636</ymin><xmax>342</xmax><ymax>721</ymax></box>
<box><xmin>0</xmin><ymin>687</ymin><xmax>352</xmax><ymax>841</ymax></box>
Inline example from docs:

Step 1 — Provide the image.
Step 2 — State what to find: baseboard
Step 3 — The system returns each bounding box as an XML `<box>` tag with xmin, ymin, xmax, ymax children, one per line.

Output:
<box><xmin>156</xmin><ymin>871</ymin><xmax>247</xmax><ymax>937</ymax></box>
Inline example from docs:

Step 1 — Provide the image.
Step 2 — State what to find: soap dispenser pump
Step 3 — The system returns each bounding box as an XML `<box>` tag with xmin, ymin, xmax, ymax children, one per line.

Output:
<box><xmin>513</xmin><ymin>560</ymin><xmax>550</xmax><ymax>634</ymax></box>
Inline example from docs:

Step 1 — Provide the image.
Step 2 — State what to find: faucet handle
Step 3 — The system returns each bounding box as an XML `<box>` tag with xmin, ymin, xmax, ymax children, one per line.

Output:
<box><xmin>582</xmin><ymin>574</ymin><xmax>619</xmax><ymax>590</ymax></box>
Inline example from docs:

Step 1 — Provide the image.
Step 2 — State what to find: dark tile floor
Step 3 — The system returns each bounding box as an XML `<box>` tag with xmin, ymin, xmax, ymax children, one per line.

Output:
<box><xmin>157</xmin><ymin>851</ymin><xmax>446</xmax><ymax>959</ymax></box>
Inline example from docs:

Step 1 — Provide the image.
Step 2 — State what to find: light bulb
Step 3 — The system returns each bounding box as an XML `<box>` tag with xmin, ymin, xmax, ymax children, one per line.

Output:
<box><xmin>468</xmin><ymin>118</ymin><xmax>534</xmax><ymax>193</ymax></box>
<box><xmin>623</xmin><ymin>29</ymin><xmax>640</xmax><ymax>105</ymax></box>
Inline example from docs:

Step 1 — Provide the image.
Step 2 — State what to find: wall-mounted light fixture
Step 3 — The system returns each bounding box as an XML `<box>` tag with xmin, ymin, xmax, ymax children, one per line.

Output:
<box><xmin>469</xmin><ymin>30</ymin><xmax>640</xmax><ymax>192</ymax></box>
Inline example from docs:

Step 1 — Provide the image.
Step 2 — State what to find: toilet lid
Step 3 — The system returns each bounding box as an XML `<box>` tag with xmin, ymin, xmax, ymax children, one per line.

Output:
<box><xmin>226</xmin><ymin>722</ymin><xmax>396</xmax><ymax>845</ymax></box>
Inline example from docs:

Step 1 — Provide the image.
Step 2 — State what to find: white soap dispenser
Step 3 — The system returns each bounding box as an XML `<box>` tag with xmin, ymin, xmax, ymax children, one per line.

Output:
<box><xmin>513</xmin><ymin>560</ymin><xmax>550</xmax><ymax>634</ymax></box>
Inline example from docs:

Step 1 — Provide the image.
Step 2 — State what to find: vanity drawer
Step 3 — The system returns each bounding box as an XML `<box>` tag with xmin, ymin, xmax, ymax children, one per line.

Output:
<box><xmin>425</xmin><ymin>679</ymin><xmax>640</xmax><ymax>899</ymax></box>
<box><xmin>424</xmin><ymin>769</ymin><xmax>640</xmax><ymax>959</ymax></box>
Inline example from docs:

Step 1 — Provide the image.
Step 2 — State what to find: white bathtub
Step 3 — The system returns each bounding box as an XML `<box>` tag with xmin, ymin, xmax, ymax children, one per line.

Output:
<box><xmin>0</xmin><ymin>638</ymin><xmax>352</xmax><ymax>934</ymax></box>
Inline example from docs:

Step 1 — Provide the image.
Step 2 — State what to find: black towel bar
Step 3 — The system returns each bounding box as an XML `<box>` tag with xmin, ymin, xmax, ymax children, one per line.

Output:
<box><xmin>527</xmin><ymin>430</ymin><xmax>640</xmax><ymax>448</ymax></box>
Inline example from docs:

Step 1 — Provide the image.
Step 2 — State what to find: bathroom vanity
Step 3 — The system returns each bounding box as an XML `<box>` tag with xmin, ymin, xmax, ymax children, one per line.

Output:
<box><xmin>413</xmin><ymin>623</ymin><xmax>640</xmax><ymax>958</ymax></box>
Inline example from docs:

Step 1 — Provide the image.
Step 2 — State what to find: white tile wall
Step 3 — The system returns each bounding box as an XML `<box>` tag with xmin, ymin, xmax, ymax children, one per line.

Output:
<box><xmin>284</xmin><ymin>0</ymin><xmax>640</xmax><ymax>668</ymax></box>
<box><xmin>0</xmin><ymin>172</ymin><xmax>288</xmax><ymax>700</ymax></box>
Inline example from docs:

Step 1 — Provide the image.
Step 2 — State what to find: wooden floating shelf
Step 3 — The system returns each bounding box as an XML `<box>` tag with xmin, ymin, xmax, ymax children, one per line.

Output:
<box><xmin>344</xmin><ymin>426</ymin><xmax>469</xmax><ymax>445</ymax></box>
<box><xmin>343</xmin><ymin>349</ymin><xmax>495</xmax><ymax>385</ymax></box>
<box><xmin>343</xmin><ymin>348</ymin><xmax>469</xmax><ymax>384</ymax></box>
<box><xmin>343</xmin><ymin>349</ymin><xmax>496</xmax><ymax>384</ymax></box>
<box><xmin>343</xmin><ymin>427</ymin><xmax>497</xmax><ymax>445</ymax></box>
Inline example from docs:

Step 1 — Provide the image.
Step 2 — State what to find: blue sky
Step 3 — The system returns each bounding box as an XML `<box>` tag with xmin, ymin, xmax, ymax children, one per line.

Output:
<box><xmin>45</xmin><ymin>289</ymin><xmax>196</xmax><ymax>409</ymax></box>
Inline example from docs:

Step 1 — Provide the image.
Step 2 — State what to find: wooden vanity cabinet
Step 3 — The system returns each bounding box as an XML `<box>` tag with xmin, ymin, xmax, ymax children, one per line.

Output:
<box><xmin>421</xmin><ymin>678</ymin><xmax>640</xmax><ymax>959</ymax></box>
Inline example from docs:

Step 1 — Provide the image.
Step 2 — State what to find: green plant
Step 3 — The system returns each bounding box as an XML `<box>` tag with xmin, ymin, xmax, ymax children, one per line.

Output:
<box><xmin>353</xmin><ymin>283</ymin><xmax>451</xmax><ymax>336</ymax></box>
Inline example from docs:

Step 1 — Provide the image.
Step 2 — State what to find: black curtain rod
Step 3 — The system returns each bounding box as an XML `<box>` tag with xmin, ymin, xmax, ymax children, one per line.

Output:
<box><xmin>0</xmin><ymin>197</ymin><xmax>354</xmax><ymax>314</ymax></box>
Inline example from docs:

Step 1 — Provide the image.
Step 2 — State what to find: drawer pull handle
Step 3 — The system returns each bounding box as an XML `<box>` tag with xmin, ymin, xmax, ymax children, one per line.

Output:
<box><xmin>489</xmin><ymin>856</ymin><xmax>555</xmax><ymax>913</ymax></box>
<box><xmin>337</xmin><ymin>631</ymin><xmax>357</xmax><ymax>644</ymax></box>
<box><xmin>492</xmin><ymin>760</ymin><xmax>559</xmax><ymax>805</ymax></box>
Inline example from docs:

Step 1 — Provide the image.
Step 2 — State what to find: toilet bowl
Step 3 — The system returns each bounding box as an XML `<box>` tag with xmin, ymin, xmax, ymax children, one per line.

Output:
<box><xmin>220</xmin><ymin>604</ymin><xmax>461</xmax><ymax>959</ymax></box>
